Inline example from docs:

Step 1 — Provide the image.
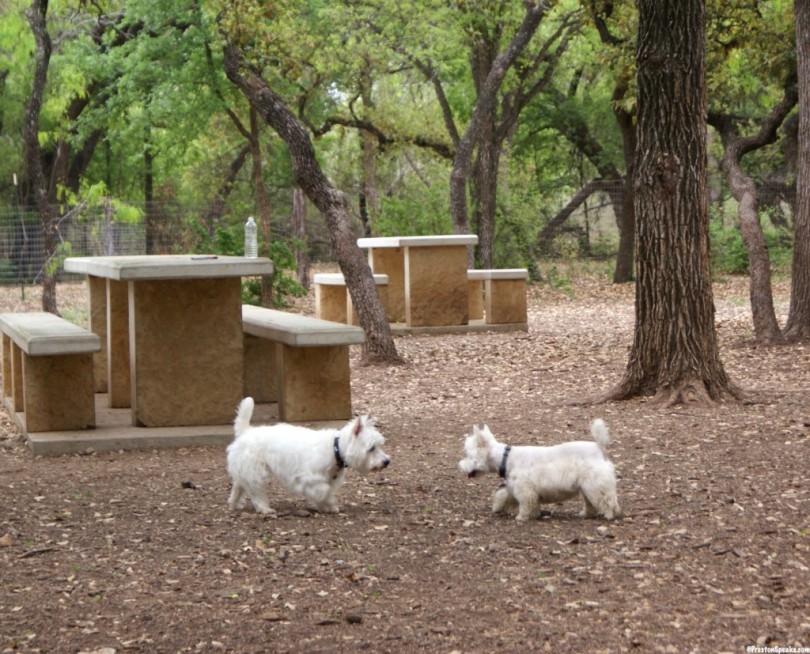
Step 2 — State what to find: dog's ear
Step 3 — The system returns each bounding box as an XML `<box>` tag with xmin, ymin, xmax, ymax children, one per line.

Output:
<box><xmin>353</xmin><ymin>416</ymin><xmax>364</xmax><ymax>438</ymax></box>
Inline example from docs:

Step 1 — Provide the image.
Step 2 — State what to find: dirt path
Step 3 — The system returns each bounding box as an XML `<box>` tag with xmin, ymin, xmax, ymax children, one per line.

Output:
<box><xmin>1</xmin><ymin>273</ymin><xmax>808</xmax><ymax>653</ymax></box>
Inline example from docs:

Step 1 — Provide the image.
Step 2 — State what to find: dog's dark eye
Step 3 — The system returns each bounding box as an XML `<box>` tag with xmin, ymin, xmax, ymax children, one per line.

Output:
<box><xmin>368</xmin><ymin>446</ymin><xmax>376</xmax><ymax>452</ymax></box>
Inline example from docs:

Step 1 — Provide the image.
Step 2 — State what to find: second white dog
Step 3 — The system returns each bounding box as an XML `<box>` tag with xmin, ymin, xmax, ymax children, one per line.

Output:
<box><xmin>459</xmin><ymin>420</ymin><xmax>622</xmax><ymax>522</ymax></box>
<box><xmin>227</xmin><ymin>397</ymin><xmax>390</xmax><ymax>515</ymax></box>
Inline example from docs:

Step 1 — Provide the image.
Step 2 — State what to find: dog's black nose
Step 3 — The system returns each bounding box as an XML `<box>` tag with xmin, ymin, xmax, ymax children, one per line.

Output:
<box><xmin>382</xmin><ymin>458</ymin><xmax>390</xmax><ymax>468</ymax></box>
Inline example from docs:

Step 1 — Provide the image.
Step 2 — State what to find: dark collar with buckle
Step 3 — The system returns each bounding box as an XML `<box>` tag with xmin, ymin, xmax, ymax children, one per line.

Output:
<box><xmin>334</xmin><ymin>435</ymin><xmax>346</xmax><ymax>472</ymax></box>
<box><xmin>498</xmin><ymin>445</ymin><xmax>511</xmax><ymax>479</ymax></box>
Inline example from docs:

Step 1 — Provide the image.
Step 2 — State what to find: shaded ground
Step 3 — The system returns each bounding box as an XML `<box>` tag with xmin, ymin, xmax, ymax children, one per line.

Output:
<box><xmin>1</xmin><ymin>270</ymin><xmax>808</xmax><ymax>653</ymax></box>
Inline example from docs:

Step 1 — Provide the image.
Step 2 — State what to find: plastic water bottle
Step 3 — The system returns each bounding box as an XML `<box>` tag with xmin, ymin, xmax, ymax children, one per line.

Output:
<box><xmin>244</xmin><ymin>216</ymin><xmax>258</xmax><ymax>258</ymax></box>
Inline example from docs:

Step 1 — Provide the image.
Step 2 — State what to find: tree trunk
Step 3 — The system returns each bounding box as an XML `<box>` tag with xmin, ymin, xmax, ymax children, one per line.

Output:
<box><xmin>24</xmin><ymin>0</ymin><xmax>58</xmax><ymax>314</ymax></box>
<box><xmin>711</xmin><ymin>82</ymin><xmax>797</xmax><ymax>345</ymax></box>
<box><xmin>449</xmin><ymin>2</ymin><xmax>548</xmax><ymax>267</ymax></box>
<box><xmin>292</xmin><ymin>187</ymin><xmax>310</xmax><ymax>291</ymax></box>
<box><xmin>471</xmin><ymin>122</ymin><xmax>500</xmax><ymax>268</ymax></box>
<box><xmin>612</xmin><ymin>81</ymin><xmax>636</xmax><ymax>283</ymax></box>
<box><xmin>249</xmin><ymin>107</ymin><xmax>274</xmax><ymax>307</ymax></box>
<box><xmin>605</xmin><ymin>0</ymin><xmax>740</xmax><ymax>406</ymax></box>
<box><xmin>144</xmin><ymin>126</ymin><xmax>157</xmax><ymax>254</ymax></box>
<box><xmin>223</xmin><ymin>44</ymin><xmax>402</xmax><ymax>365</ymax></box>
<box><xmin>785</xmin><ymin>0</ymin><xmax>810</xmax><ymax>340</ymax></box>
<box><xmin>359</xmin><ymin>78</ymin><xmax>378</xmax><ymax>237</ymax></box>
<box><xmin>723</xmin><ymin>170</ymin><xmax>785</xmax><ymax>345</ymax></box>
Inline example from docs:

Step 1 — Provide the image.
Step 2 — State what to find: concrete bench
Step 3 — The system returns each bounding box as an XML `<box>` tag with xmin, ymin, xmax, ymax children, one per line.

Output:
<box><xmin>0</xmin><ymin>312</ymin><xmax>100</xmax><ymax>432</ymax></box>
<box><xmin>241</xmin><ymin>305</ymin><xmax>365</xmax><ymax>422</ymax></box>
<box><xmin>467</xmin><ymin>269</ymin><xmax>529</xmax><ymax>325</ymax></box>
<box><xmin>313</xmin><ymin>273</ymin><xmax>389</xmax><ymax>325</ymax></box>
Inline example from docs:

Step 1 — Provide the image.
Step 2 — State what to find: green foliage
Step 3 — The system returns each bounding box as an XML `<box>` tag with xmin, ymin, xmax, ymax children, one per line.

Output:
<box><xmin>375</xmin><ymin>181</ymin><xmax>452</xmax><ymax>236</ymax></box>
<box><xmin>544</xmin><ymin>265</ymin><xmax>574</xmax><ymax>294</ymax></box>
<box><xmin>263</xmin><ymin>239</ymin><xmax>307</xmax><ymax>308</ymax></box>
<box><xmin>210</xmin><ymin>221</ymin><xmax>305</xmax><ymax>307</ymax></box>
<box><xmin>709</xmin><ymin>213</ymin><xmax>794</xmax><ymax>275</ymax></box>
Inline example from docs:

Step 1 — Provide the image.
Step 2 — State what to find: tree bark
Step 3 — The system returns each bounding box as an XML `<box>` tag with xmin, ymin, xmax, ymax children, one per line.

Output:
<box><xmin>449</xmin><ymin>2</ymin><xmax>548</xmax><ymax>267</ymax></box>
<box><xmin>710</xmin><ymin>82</ymin><xmax>797</xmax><ymax>346</ymax></box>
<box><xmin>612</xmin><ymin>80</ymin><xmax>636</xmax><ymax>283</ymax></box>
<box><xmin>785</xmin><ymin>0</ymin><xmax>810</xmax><ymax>340</ymax></box>
<box><xmin>223</xmin><ymin>44</ymin><xmax>402</xmax><ymax>365</ymax></box>
<box><xmin>292</xmin><ymin>187</ymin><xmax>310</xmax><ymax>291</ymax></box>
<box><xmin>359</xmin><ymin>75</ymin><xmax>378</xmax><ymax>237</ymax></box>
<box><xmin>471</xmin><ymin>118</ymin><xmax>500</xmax><ymax>268</ymax></box>
<box><xmin>24</xmin><ymin>0</ymin><xmax>58</xmax><ymax>314</ymax></box>
<box><xmin>249</xmin><ymin>107</ymin><xmax>274</xmax><ymax>307</ymax></box>
<box><xmin>143</xmin><ymin>125</ymin><xmax>157</xmax><ymax>254</ymax></box>
<box><xmin>604</xmin><ymin>0</ymin><xmax>741</xmax><ymax>406</ymax></box>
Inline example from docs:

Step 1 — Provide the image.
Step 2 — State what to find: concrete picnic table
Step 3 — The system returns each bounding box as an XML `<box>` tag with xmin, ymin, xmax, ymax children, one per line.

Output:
<box><xmin>64</xmin><ymin>254</ymin><xmax>273</xmax><ymax>428</ymax></box>
<box><xmin>357</xmin><ymin>235</ymin><xmax>478</xmax><ymax>327</ymax></box>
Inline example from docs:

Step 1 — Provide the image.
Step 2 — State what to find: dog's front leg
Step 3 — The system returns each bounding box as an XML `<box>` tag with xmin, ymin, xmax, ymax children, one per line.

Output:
<box><xmin>305</xmin><ymin>480</ymin><xmax>340</xmax><ymax>513</ymax></box>
<box><xmin>492</xmin><ymin>486</ymin><xmax>518</xmax><ymax>515</ymax></box>
<box><xmin>512</xmin><ymin>484</ymin><xmax>539</xmax><ymax>523</ymax></box>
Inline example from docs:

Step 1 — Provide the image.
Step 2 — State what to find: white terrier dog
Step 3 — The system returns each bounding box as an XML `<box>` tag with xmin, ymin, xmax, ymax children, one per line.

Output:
<box><xmin>227</xmin><ymin>397</ymin><xmax>390</xmax><ymax>515</ymax></box>
<box><xmin>458</xmin><ymin>420</ymin><xmax>622</xmax><ymax>522</ymax></box>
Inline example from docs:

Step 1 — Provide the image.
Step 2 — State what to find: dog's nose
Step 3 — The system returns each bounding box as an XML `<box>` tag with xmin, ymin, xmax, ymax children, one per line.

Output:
<box><xmin>382</xmin><ymin>458</ymin><xmax>390</xmax><ymax>468</ymax></box>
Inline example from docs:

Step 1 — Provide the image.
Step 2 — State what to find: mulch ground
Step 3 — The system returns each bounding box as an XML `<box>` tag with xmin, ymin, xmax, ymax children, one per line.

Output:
<box><xmin>0</xmin><ymin>270</ymin><xmax>808</xmax><ymax>654</ymax></box>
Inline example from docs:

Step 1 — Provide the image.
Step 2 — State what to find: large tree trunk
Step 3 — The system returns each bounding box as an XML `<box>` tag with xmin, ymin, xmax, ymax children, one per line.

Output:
<box><xmin>24</xmin><ymin>0</ymin><xmax>58</xmax><ymax>314</ymax></box>
<box><xmin>223</xmin><ymin>45</ymin><xmax>402</xmax><ymax>365</ymax></box>
<box><xmin>605</xmin><ymin>0</ymin><xmax>740</xmax><ymax>406</ymax></box>
<box><xmin>785</xmin><ymin>0</ymin><xmax>810</xmax><ymax>340</ymax></box>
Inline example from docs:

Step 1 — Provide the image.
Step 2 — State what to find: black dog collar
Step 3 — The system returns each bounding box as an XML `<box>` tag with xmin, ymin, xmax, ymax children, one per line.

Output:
<box><xmin>334</xmin><ymin>436</ymin><xmax>346</xmax><ymax>470</ymax></box>
<box><xmin>498</xmin><ymin>445</ymin><xmax>511</xmax><ymax>478</ymax></box>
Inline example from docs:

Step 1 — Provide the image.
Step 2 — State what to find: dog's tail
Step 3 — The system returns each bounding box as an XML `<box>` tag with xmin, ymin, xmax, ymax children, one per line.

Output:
<box><xmin>590</xmin><ymin>418</ymin><xmax>610</xmax><ymax>452</ymax></box>
<box><xmin>233</xmin><ymin>397</ymin><xmax>255</xmax><ymax>439</ymax></box>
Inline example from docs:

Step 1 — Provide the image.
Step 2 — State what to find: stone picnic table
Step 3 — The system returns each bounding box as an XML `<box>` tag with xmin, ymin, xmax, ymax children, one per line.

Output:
<box><xmin>64</xmin><ymin>254</ymin><xmax>274</xmax><ymax>428</ymax></box>
<box><xmin>357</xmin><ymin>235</ymin><xmax>478</xmax><ymax>328</ymax></box>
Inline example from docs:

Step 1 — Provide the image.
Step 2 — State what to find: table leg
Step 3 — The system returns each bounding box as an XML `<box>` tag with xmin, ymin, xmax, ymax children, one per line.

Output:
<box><xmin>368</xmin><ymin>247</ymin><xmax>405</xmax><ymax>323</ymax></box>
<box><xmin>87</xmin><ymin>276</ymin><xmax>107</xmax><ymax>393</ymax></box>
<box><xmin>129</xmin><ymin>277</ymin><xmax>243</xmax><ymax>427</ymax></box>
<box><xmin>107</xmin><ymin>279</ymin><xmax>131</xmax><ymax>408</ymax></box>
<box><xmin>404</xmin><ymin>245</ymin><xmax>470</xmax><ymax>327</ymax></box>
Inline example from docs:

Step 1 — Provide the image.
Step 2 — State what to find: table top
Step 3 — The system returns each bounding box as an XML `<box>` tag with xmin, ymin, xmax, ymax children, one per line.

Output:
<box><xmin>357</xmin><ymin>234</ymin><xmax>478</xmax><ymax>249</ymax></box>
<box><xmin>64</xmin><ymin>255</ymin><xmax>274</xmax><ymax>281</ymax></box>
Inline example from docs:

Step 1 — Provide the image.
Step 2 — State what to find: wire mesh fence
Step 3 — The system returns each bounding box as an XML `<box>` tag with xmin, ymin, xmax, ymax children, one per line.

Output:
<box><xmin>0</xmin><ymin>203</ymin><xmax>339</xmax><ymax>286</ymax></box>
<box><xmin>0</xmin><ymin>182</ymin><xmax>640</xmax><ymax>287</ymax></box>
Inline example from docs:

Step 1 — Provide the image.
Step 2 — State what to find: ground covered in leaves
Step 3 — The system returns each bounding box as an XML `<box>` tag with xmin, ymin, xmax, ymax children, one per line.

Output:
<box><xmin>1</xmin><ymin>270</ymin><xmax>808</xmax><ymax>653</ymax></box>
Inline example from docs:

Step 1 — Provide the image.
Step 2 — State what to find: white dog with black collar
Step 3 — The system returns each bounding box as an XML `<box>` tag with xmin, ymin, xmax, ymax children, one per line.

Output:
<box><xmin>458</xmin><ymin>420</ymin><xmax>622</xmax><ymax>523</ymax></box>
<box><xmin>227</xmin><ymin>397</ymin><xmax>390</xmax><ymax>515</ymax></box>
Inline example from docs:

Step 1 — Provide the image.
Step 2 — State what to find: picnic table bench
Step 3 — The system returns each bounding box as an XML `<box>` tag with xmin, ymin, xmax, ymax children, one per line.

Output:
<box><xmin>241</xmin><ymin>305</ymin><xmax>365</xmax><ymax>422</ymax></box>
<box><xmin>313</xmin><ymin>273</ymin><xmax>389</xmax><ymax>325</ymax></box>
<box><xmin>0</xmin><ymin>312</ymin><xmax>100</xmax><ymax>432</ymax></box>
<box><xmin>467</xmin><ymin>268</ymin><xmax>529</xmax><ymax>325</ymax></box>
